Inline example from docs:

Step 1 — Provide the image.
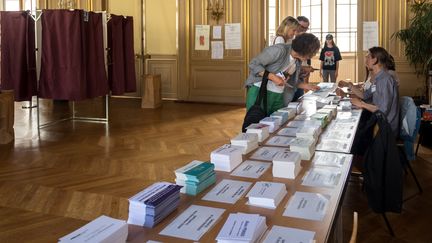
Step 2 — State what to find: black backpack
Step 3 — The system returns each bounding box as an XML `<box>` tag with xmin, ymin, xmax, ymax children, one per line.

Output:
<box><xmin>241</xmin><ymin>71</ymin><xmax>269</xmax><ymax>132</ymax></box>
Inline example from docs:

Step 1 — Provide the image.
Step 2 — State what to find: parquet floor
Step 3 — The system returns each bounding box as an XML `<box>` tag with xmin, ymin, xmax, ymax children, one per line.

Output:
<box><xmin>0</xmin><ymin>98</ymin><xmax>431</xmax><ymax>243</ymax></box>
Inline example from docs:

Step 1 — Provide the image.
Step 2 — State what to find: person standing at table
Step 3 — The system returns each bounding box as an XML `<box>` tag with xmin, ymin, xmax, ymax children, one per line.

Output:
<box><xmin>319</xmin><ymin>34</ymin><xmax>342</xmax><ymax>82</ymax></box>
<box><xmin>272</xmin><ymin>16</ymin><xmax>299</xmax><ymax>45</ymax></box>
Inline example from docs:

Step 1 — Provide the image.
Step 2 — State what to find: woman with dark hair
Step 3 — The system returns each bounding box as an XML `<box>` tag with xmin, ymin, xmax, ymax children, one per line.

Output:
<box><xmin>319</xmin><ymin>34</ymin><xmax>342</xmax><ymax>82</ymax></box>
<box><xmin>245</xmin><ymin>33</ymin><xmax>321</xmax><ymax>115</ymax></box>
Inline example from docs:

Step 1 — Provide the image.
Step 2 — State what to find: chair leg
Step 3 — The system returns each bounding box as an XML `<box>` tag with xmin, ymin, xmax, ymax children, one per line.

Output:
<box><xmin>406</xmin><ymin>162</ymin><xmax>423</xmax><ymax>194</ymax></box>
<box><xmin>381</xmin><ymin>213</ymin><xmax>395</xmax><ymax>237</ymax></box>
<box><xmin>415</xmin><ymin>132</ymin><xmax>423</xmax><ymax>156</ymax></box>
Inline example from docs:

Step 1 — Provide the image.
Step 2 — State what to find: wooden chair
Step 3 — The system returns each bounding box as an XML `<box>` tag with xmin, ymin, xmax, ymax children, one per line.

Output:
<box><xmin>349</xmin><ymin>212</ymin><xmax>358</xmax><ymax>243</ymax></box>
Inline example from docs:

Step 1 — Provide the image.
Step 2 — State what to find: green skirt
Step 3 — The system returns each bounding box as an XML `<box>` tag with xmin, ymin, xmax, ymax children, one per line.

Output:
<box><xmin>246</xmin><ymin>85</ymin><xmax>284</xmax><ymax>115</ymax></box>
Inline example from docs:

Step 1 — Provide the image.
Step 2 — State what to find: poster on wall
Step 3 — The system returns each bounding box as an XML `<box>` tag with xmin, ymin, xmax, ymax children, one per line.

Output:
<box><xmin>213</xmin><ymin>25</ymin><xmax>222</xmax><ymax>39</ymax></box>
<box><xmin>225</xmin><ymin>23</ymin><xmax>241</xmax><ymax>50</ymax></box>
<box><xmin>211</xmin><ymin>41</ymin><xmax>224</xmax><ymax>59</ymax></box>
<box><xmin>195</xmin><ymin>25</ymin><xmax>210</xmax><ymax>50</ymax></box>
<box><xmin>363</xmin><ymin>21</ymin><xmax>378</xmax><ymax>51</ymax></box>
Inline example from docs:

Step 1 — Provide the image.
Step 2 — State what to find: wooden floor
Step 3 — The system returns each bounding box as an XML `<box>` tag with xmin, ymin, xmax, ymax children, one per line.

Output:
<box><xmin>0</xmin><ymin>98</ymin><xmax>431</xmax><ymax>243</ymax></box>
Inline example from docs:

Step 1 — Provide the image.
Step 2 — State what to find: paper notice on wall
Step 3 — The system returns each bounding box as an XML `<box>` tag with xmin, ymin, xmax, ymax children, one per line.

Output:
<box><xmin>213</xmin><ymin>25</ymin><xmax>222</xmax><ymax>39</ymax></box>
<box><xmin>211</xmin><ymin>41</ymin><xmax>224</xmax><ymax>59</ymax></box>
<box><xmin>225</xmin><ymin>23</ymin><xmax>241</xmax><ymax>49</ymax></box>
<box><xmin>363</xmin><ymin>21</ymin><xmax>378</xmax><ymax>51</ymax></box>
<box><xmin>195</xmin><ymin>25</ymin><xmax>210</xmax><ymax>50</ymax></box>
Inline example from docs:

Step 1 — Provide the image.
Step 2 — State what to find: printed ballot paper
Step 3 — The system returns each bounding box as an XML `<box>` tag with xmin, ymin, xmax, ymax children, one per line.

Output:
<box><xmin>202</xmin><ymin>179</ymin><xmax>252</xmax><ymax>204</ymax></box>
<box><xmin>283</xmin><ymin>191</ymin><xmax>330</xmax><ymax>221</ymax></box>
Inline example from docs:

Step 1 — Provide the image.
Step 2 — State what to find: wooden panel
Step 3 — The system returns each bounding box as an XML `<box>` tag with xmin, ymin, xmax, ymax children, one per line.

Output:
<box><xmin>147</xmin><ymin>58</ymin><xmax>178</xmax><ymax>99</ymax></box>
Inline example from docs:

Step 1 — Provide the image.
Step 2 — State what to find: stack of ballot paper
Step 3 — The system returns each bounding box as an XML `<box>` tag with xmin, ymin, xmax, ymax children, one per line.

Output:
<box><xmin>246</xmin><ymin>123</ymin><xmax>270</xmax><ymax>142</ymax></box>
<box><xmin>246</xmin><ymin>181</ymin><xmax>287</xmax><ymax>209</ymax></box>
<box><xmin>318</xmin><ymin>107</ymin><xmax>337</xmax><ymax>119</ymax></box>
<box><xmin>59</xmin><ymin>215</ymin><xmax>128</xmax><ymax>243</ymax></box>
<box><xmin>289</xmin><ymin>137</ymin><xmax>316</xmax><ymax>160</ymax></box>
<box><xmin>211</xmin><ymin>144</ymin><xmax>244</xmax><ymax>172</ymax></box>
<box><xmin>264</xmin><ymin>136</ymin><xmax>295</xmax><ymax>147</ymax></box>
<box><xmin>216</xmin><ymin>213</ymin><xmax>267</xmax><ymax>243</ymax></box>
<box><xmin>175</xmin><ymin>160</ymin><xmax>216</xmax><ymax>196</ymax></box>
<box><xmin>270</xmin><ymin>111</ymin><xmax>289</xmax><ymax>125</ymax></box>
<box><xmin>286</xmin><ymin>119</ymin><xmax>322</xmax><ymax>129</ymax></box>
<box><xmin>128</xmin><ymin>182</ymin><xmax>182</xmax><ymax>228</ymax></box>
<box><xmin>277</xmin><ymin>107</ymin><xmax>296</xmax><ymax>120</ymax></box>
<box><xmin>287</xmin><ymin>102</ymin><xmax>302</xmax><ymax>114</ymax></box>
<box><xmin>293</xmin><ymin>114</ymin><xmax>308</xmax><ymax>121</ymax></box>
<box><xmin>310</xmin><ymin>112</ymin><xmax>329</xmax><ymax>128</ymax></box>
<box><xmin>296</xmin><ymin>125</ymin><xmax>321</xmax><ymax>139</ymax></box>
<box><xmin>272</xmin><ymin>151</ymin><xmax>302</xmax><ymax>179</ymax></box>
<box><xmin>230</xmin><ymin>133</ymin><xmax>259</xmax><ymax>154</ymax></box>
<box><xmin>259</xmin><ymin>117</ymin><xmax>281</xmax><ymax>133</ymax></box>
<box><xmin>277</xmin><ymin>127</ymin><xmax>299</xmax><ymax>137</ymax></box>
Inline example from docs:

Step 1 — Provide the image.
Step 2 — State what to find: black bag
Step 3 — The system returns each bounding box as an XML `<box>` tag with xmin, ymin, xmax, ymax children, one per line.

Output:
<box><xmin>242</xmin><ymin>71</ymin><xmax>269</xmax><ymax>132</ymax></box>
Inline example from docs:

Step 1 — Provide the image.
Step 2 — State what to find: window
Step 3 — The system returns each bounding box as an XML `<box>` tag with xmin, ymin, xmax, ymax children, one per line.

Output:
<box><xmin>267</xmin><ymin>0</ymin><xmax>277</xmax><ymax>46</ymax></box>
<box><xmin>336</xmin><ymin>0</ymin><xmax>357</xmax><ymax>52</ymax></box>
<box><xmin>5</xmin><ymin>0</ymin><xmax>20</xmax><ymax>10</ymax></box>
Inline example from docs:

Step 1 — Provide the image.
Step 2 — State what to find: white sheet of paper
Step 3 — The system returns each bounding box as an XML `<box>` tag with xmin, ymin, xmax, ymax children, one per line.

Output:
<box><xmin>302</xmin><ymin>167</ymin><xmax>341</xmax><ymax>188</ymax></box>
<box><xmin>316</xmin><ymin>139</ymin><xmax>351</xmax><ymax>153</ymax></box>
<box><xmin>283</xmin><ymin>191</ymin><xmax>329</xmax><ymax>221</ymax></box>
<box><xmin>202</xmin><ymin>179</ymin><xmax>252</xmax><ymax>204</ymax></box>
<box><xmin>262</xmin><ymin>225</ymin><xmax>315</xmax><ymax>243</ymax></box>
<box><xmin>312</xmin><ymin>151</ymin><xmax>353</xmax><ymax>168</ymax></box>
<box><xmin>230</xmin><ymin>160</ymin><xmax>271</xmax><ymax>179</ymax></box>
<box><xmin>363</xmin><ymin>21</ymin><xmax>379</xmax><ymax>51</ymax></box>
<box><xmin>250</xmin><ymin>147</ymin><xmax>289</xmax><ymax>161</ymax></box>
<box><xmin>159</xmin><ymin>205</ymin><xmax>225</xmax><ymax>241</ymax></box>
<box><xmin>225</xmin><ymin>23</ymin><xmax>241</xmax><ymax>49</ymax></box>
<box><xmin>211</xmin><ymin>41</ymin><xmax>224</xmax><ymax>59</ymax></box>
<box><xmin>213</xmin><ymin>25</ymin><xmax>222</xmax><ymax>39</ymax></box>
<box><xmin>195</xmin><ymin>25</ymin><xmax>210</xmax><ymax>50</ymax></box>
<box><xmin>264</xmin><ymin>136</ymin><xmax>295</xmax><ymax>147</ymax></box>
<box><xmin>217</xmin><ymin>213</ymin><xmax>264</xmax><ymax>241</ymax></box>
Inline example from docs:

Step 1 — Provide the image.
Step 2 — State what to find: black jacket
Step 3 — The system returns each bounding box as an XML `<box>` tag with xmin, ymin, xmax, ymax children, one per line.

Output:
<box><xmin>363</xmin><ymin>111</ymin><xmax>403</xmax><ymax>213</ymax></box>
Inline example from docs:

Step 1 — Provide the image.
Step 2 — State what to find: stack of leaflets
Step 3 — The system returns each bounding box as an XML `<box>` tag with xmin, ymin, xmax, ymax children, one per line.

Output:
<box><xmin>272</xmin><ymin>151</ymin><xmax>302</xmax><ymax>179</ymax></box>
<box><xmin>287</xmin><ymin>102</ymin><xmax>302</xmax><ymax>114</ymax></box>
<box><xmin>210</xmin><ymin>144</ymin><xmax>244</xmax><ymax>172</ymax></box>
<box><xmin>286</xmin><ymin>120</ymin><xmax>322</xmax><ymax>130</ymax></box>
<box><xmin>310</xmin><ymin>112</ymin><xmax>329</xmax><ymax>128</ymax></box>
<box><xmin>259</xmin><ymin>117</ymin><xmax>281</xmax><ymax>133</ymax></box>
<box><xmin>277</xmin><ymin>107</ymin><xmax>296</xmax><ymax>120</ymax></box>
<box><xmin>270</xmin><ymin>111</ymin><xmax>289</xmax><ymax>125</ymax></box>
<box><xmin>289</xmin><ymin>137</ymin><xmax>316</xmax><ymax>160</ymax></box>
<box><xmin>216</xmin><ymin>213</ymin><xmax>267</xmax><ymax>243</ymax></box>
<box><xmin>296</xmin><ymin>125</ymin><xmax>321</xmax><ymax>139</ymax></box>
<box><xmin>318</xmin><ymin>106</ymin><xmax>337</xmax><ymax>119</ymax></box>
<box><xmin>246</xmin><ymin>181</ymin><xmax>287</xmax><ymax>209</ymax></box>
<box><xmin>175</xmin><ymin>160</ymin><xmax>216</xmax><ymax>195</ymax></box>
<box><xmin>262</xmin><ymin>225</ymin><xmax>315</xmax><ymax>243</ymax></box>
<box><xmin>230</xmin><ymin>133</ymin><xmax>259</xmax><ymax>154</ymax></box>
<box><xmin>59</xmin><ymin>215</ymin><xmax>128</xmax><ymax>243</ymax></box>
<box><xmin>128</xmin><ymin>182</ymin><xmax>182</xmax><ymax>228</ymax></box>
<box><xmin>264</xmin><ymin>136</ymin><xmax>295</xmax><ymax>147</ymax></box>
<box><xmin>246</xmin><ymin>123</ymin><xmax>270</xmax><ymax>142</ymax></box>
<box><xmin>277</xmin><ymin>127</ymin><xmax>299</xmax><ymax>137</ymax></box>
<box><xmin>293</xmin><ymin>114</ymin><xmax>308</xmax><ymax>121</ymax></box>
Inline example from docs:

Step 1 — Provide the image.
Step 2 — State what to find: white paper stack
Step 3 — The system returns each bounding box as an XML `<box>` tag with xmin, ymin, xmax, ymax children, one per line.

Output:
<box><xmin>277</xmin><ymin>107</ymin><xmax>296</xmax><ymax>120</ymax></box>
<box><xmin>264</xmin><ymin>136</ymin><xmax>295</xmax><ymax>147</ymax></box>
<box><xmin>289</xmin><ymin>137</ymin><xmax>316</xmax><ymax>160</ymax></box>
<box><xmin>59</xmin><ymin>215</ymin><xmax>128</xmax><ymax>243</ymax></box>
<box><xmin>339</xmin><ymin>100</ymin><xmax>352</xmax><ymax>110</ymax></box>
<box><xmin>211</xmin><ymin>144</ymin><xmax>244</xmax><ymax>172</ymax></box>
<box><xmin>293</xmin><ymin>114</ymin><xmax>308</xmax><ymax>121</ymax></box>
<box><xmin>246</xmin><ymin>181</ymin><xmax>287</xmax><ymax>209</ymax></box>
<box><xmin>310</xmin><ymin>112</ymin><xmax>329</xmax><ymax>128</ymax></box>
<box><xmin>230</xmin><ymin>133</ymin><xmax>259</xmax><ymax>154</ymax></box>
<box><xmin>277</xmin><ymin>127</ymin><xmax>299</xmax><ymax>137</ymax></box>
<box><xmin>318</xmin><ymin>107</ymin><xmax>337</xmax><ymax>119</ymax></box>
<box><xmin>286</xmin><ymin>119</ymin><xmax>322</xmax><ymax>129</ymax></box>
<box><xmin>246</xmin><ymin>123</ymin><xmax>270</xmax><ymax>142</ymax></box>
<box><xmin>262</xmin><ymin>225</ymin><xmax>315</xmax><ymax>243</ymax></box>
<box><xmin>272</xmin><ymin>151</ymin><xmax>302</xmax><ymax>179</ymax></box>
<box><xmin>259</xmin><ymin>117</ymin><xmax>281</xmax><ymax>133</ymax></box>
<box><xmin>295</xmin><ymin>126</ymin><xmax>321</xmax><ymax>139</ymax></box>
<box><xmin>287</xmin><ymin>102</ymin><xmax>302</xmax><ymax>114</ymax></box>
<box><xmin>175</xmin><ymin>160</ymin><xmax>216</xmax><ymax>196</ymax></box>
<box><xmin>216</xmin><ymin>213</ymin><xmax>267</xmax><ymax>243</ymax></box>
<box><xmin>128</xmin><ymin>182</ymin><xmax>182</xmax><ymax>228</ymax></box>
<box><xmin>270</xmin><ymin>111</ymin><xmax>289</xmax><ymax>125</ymax></box>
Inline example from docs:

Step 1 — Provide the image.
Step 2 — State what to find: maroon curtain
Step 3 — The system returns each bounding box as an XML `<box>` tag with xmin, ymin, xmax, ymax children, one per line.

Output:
<box><xmin>123</xmin><ymin>16</ymin><xmax>136</xmax><ymax>93</ymax></box>
<box><xmin>39</xmin><ymin>10</ymin><xmax>86</xmax><ymax>101</ymax></box>
<box><xmin>0</xmin><ymin>11</ymin><xmax>37</xmax><ymax>101</ymax></box>
<box><xmin>84</xmin><ymin>12</ymin><xmax>108</xmax><ymax>98</ymax></box>
<box><xmin>107</xmin><ymin>15</ymin><xmax>136</xmax><ymax>95</ymax></box>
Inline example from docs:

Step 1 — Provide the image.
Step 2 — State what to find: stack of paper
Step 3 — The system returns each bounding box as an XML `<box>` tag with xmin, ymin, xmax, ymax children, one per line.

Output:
<box><xmin>216</xmin><ymin>213</ymin><xmax>267</xmax><ymax>243</ymax></box>
<box><xmin>259</xmin><ymin>117</ymin><xmax>281</xmax><ymax>133</ymax></box>
<box><xmin>211</xmin><ymin>144</ymin><xmax>244</xmax><ymax>172</ymax></box>
<box><xmin>289</xmin><ymin>137</ymin><xmax>316</xmax><ymax>160</ymax></box>
<box><xmin>286</xmin><ymin>120</ymin><xmax>322</xmax><ymax>130</ymax></box>
<box><xmin>264</xmin><ymin>136</ymin><xmax>295</xmax><ymax>147</ymax></box>
<box><xmin>59</xmin><ymin>215</ymin><xmax>128</xmax><ymax>243</ymax></box>
<box><xmin>287</xmin><ymin>102</ymin><xmax>302</xmax><ymax>114</ymax></box>
<box><xmin>230</xmin><ymin>133</ymin><xmax>259</xmax><ymax>154</ymax></box>
<box><xmin>175</xmin><ymin>160</ymin><xmax>216</xmax><ymax>195</ymax></box>
<box><xmin>318</xmin><ymin>106</ymin><xmax>337</xmax><ymax>119</ymax></box>
<box><xmin>293</xmin><ymin>114</ymin><xmax>308</xmax><ymax>121</ymax></box>
<box><xmin>310</xmin><ymin>112</ymin><xmax>329</xmax><ymax>128</ymax></box>
<box><xmin>272</xmin><ymin>151</ymin><xmax>302</xmax><ymax>179</ymax></box>
<box><xmin>246</xmin><ymin>181</ymin><xmax>287</xmax><ymax>209</ymax></box>
<box><xmin>277</xmin><ymin>107</ymin><xmax>296</xmax><ymax>120</ymax></box>
<box><xmin>246</xmin><ymin>123</ymin><xmax>270</xmax><ymax>142</ymax></box>
<box><xmin>262</xmin><ymin>225</ymin><xmax>315</xmax><ymax>243</ymax></box>
<box><xmin>270</xmin><ymin>111</ymin><xmax>289</xmax><ymax>125</ymax></box>
<box><xmin>296</xmin><ymin>125</ymin><xmax>321</xmax><ymax>139</ymax></box>
<box><xmin>277</xmin><ymin>127</ymin><xmax>299</xmax><ymax>137</ymax></box>
<box><xmin>128</xmin><ymin>182</ymin><xmax>182</xmax><ymax>228</ymax></box>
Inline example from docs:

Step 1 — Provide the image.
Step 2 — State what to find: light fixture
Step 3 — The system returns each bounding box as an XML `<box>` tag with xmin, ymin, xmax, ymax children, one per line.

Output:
<box><xmin>207</xmin><ymin>0</ymin><xmax>224</xmax><ymax>23</ymax></box>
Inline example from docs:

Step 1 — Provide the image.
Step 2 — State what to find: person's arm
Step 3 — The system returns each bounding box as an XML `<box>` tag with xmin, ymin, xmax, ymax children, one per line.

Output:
<box><xmin>320</xmin><ymin>61</ymin><xmax>324</xmax><ymax>77</ymax></box>
<box><xmin>351</xmin><ymin>97</ymin><xmax>379</xmax><ymax>112</ymax></box>
<box><xmin>297</xmin><ymin>82</ymin><xmax>320</xmax><ymax>91</ymax></box>
<box><xmin>249</xmin><ymin>46</ymin><xmax>283</xmax><ymax>77</ymax></box>
<box><xmin>257</xmin><ymin>71</ymin><xmax>285</xmax><ymax>86</ymax></box>
<box><xmin>338</xmin><ymin>81</ymin><xmax>365</xmax><ymax>99</ymax></box>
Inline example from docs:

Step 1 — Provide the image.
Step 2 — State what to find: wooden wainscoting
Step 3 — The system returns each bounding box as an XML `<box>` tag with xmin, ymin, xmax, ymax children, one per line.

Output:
<box><xmin>146</xmin><ymin>56</ymin><xmax>178</xmax><ymax>100</ymax></box>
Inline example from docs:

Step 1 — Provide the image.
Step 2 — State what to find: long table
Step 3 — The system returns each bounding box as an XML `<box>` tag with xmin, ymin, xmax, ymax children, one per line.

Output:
<box><xmin>127</xmin><ymin>108</ymin><xmax>363</xmax><ymax>243</ymax></box>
